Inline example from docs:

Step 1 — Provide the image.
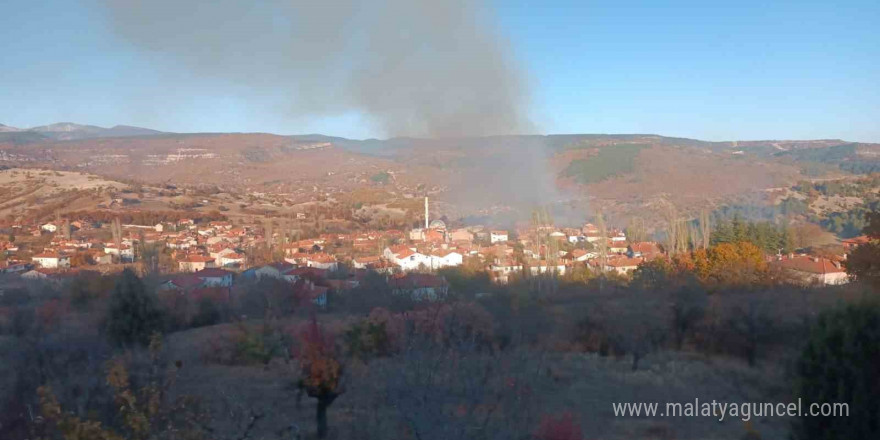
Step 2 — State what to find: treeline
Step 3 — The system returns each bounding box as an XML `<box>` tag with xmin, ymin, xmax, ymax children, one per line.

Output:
<box><xmin>711</xmin><ymin>215</ymin><xmax>793</xmax><ymax>254</ymax></box>
<box><xmin>820</xmin><ymin>200</ymin><xmax>880</xmax><ymax>238</ymax></box>
<box><xmin>794</xmin><ymin>176</ymin><xmax>880</xmax><ymax>198</ymax></box>
<box><xmin>712</xmin><ymin>197</ymin><xmax>809</xmax><ymax>223</ymax></box>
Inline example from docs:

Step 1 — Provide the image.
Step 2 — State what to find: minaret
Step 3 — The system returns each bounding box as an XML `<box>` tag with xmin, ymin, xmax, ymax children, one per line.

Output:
<box><xmin>424</xmin><ymin>196</ymin><xmax>429</xmax><ymax>229</ymax></box>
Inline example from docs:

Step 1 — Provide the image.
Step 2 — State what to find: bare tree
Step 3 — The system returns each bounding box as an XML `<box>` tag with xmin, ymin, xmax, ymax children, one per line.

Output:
<box><xmin>595</xmin><ymin>210</ymin><xmax>608</xmax><ymax>274</ymax></box>
<box><xmin>659</xmin><ymin>199</ymin><xmax>680</xmax><ymax>255</ymax></box>
<box><xmin>699</xmin><ymin>209</ymin><xmax>711</xmax><ymax>250</ymax></box>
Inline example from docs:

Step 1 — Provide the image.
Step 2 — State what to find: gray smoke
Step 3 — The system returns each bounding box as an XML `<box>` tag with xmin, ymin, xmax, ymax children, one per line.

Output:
<box><xmin>99</xmin><ymin>0</ymin><xmax>532</xmax><ymax>137</ymax></box>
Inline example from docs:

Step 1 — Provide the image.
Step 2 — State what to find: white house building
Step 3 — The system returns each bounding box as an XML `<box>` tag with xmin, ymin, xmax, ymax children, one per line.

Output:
<box><xmin>194</xmin><ymin>268</ymin><xmax>234</xmax><ymax>287</ymax></box>
<box><xmin>32</xmin><ymin>252</ymin><xmax>70</xmax><ymax>269</ymax></box>
<box><xmin>490</xmin><ymin>230</ymin><xmax>509</xmax><ymax>244</ymax></box>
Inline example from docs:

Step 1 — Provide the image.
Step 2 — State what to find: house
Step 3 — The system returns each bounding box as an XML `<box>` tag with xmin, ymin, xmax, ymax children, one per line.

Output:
<box><xmin>449</xmin><ymin>228</ymin><xmax>474</xmax><ymax>243</ymax></box>
<box><xmin>390</xmin><ymin>248</ymin><xmax>431</xmax><ymax>271</ymax></box>
<box><xmin>772</xmin><ymin>255</ymin><xmax>849</xmax><ymax>286</ymax></box>
<box><xmin>193</xmin><ymin>268</ymin><xmax>234</xmax><ymax>287</ymax></box>
<box><xmin>287</xmin><ymin>266</ymin><xmax>328</xmax><ymax>281</ymax></box>
<box><xmin>104</xmin><ymin>244</ymin><xmax>135</xmax><ymax>262</ymax></box>
<box><xmin>490</xmin><ymin>230</ymin><xmax>509</xmax><ymax>244</ymax></box>
<box><xmin>306</xmin><ymin>253</ymin><xmax>338</xmax><ymax>271</ymax></box>
<box><xmin>244</xmin><ymin>262</ymin><xmax>296</xmax><ymax>281</ymax></box>
<box><xmin>582</xmin><ymin>223</ymin><xmax>599</xmax><ymax>235</ymax></box>
<box><xmin>361</xmin><ymin>259</ymin><xmax>397</xmax><ymax>274</ymax></box>
<box><xmin>608</xmin><ymin>241</ymin><xmax>629</xmax><ymax>254</ymax></box>
<box><xmin>218</xmin><ymin>253</ymin><xmax>246</xmax><ymax>268</ymax></box>
<box><xmin>528</xmin><ymin>261</ymin><xmax>568</xmax><ymax>276</ymax></box>
<box><xmin>0</xmin><ymin>261</ymin><xmax>29</xmax><ymax>274</ymax></box>
<box><xmin>489</xmin><ymin>259</ymin><xmax>523</xmax><ymax>284</ymax></box>
<box><xmin>160</xmin><ymin>275</ymin><xmax>204</xmax><ymax>291</ymax></box>
<box><xmin>32</xmin><ymin>252</ymin><xmax>70</xmax><ymax>269</ymax></box>
<box><xmin>428</xmin><ymin>250</ymin><xmax>463</xmax><ymax>268</ymax></box>
<box><xmin>842</xmin><ymin>236</ymin><xmax>870</xmax><ymax>252</ymax></box>
<box><xmin>89</xmin><ymin>250</ymin><xmax>112</xmax><ymax>265</ymax></box>
<box><xmin>549</xmin><ymin>231</ymin><xmax>567</xmax><ymax>241</ymax></box>
<box><xmin>628</xmin><ymin>242</ymin><xmax>661</xmax><ymax>259</ymax></box>
<box><xmin>570</xmin><ymin>249</ymin><xmax>596</xmax><ymax>262</ymax></box>
<box><xmin>425</xmin><ymin>229</ymin><xmax>445</xmax><ymax>244</ymax></box>
<box><xmin>209</xmin><ymin>245</ymin><xmax>236</xmax><ymax>259</ymax></box>
<box><xmin>388</xmin><ymin>273</ymin><xmax>449</xmax><ymax>301</ymax></box>
<box><xmin>178</xmin><ymin>255</ymin><xmax>216</xmax><ymax>272</ymax></box>
<box><xmin>292</xmin><ymin>279</ymin><xmax>329</xmax><ymax>308</ymax></box>
<box><xmin>409</xmin><ymin>228</ymin><xmax>426</xmax><ymax>241</ymax></box>
<box><xmin>353</xmin><ymin>255</ymin><xmax>383</xmax><ymax>269</ymax></box>
<box><xmin>603</xmin><ymin>257</ymin><xmax>642</xmax><ymax>275</ymax></box>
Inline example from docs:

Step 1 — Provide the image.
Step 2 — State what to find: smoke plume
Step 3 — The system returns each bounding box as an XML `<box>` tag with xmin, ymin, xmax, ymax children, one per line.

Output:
<box><xmin>99</xmin><ymin>0</ymin><xmax>532</xmax><ymax>137</ymax></box>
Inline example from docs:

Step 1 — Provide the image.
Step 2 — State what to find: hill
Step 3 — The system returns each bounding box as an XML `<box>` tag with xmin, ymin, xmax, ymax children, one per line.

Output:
<box><xmin>0</xmin><ymin>125</ymin><xmax>875</xmax><ymax>224</ymax></box>
<box><xmin>0</xmin><ymin>122</ymin><xmax>165</xmax><ymax>142</ymax></box>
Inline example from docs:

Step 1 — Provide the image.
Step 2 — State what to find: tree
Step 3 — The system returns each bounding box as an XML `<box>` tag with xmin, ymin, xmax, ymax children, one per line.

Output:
<box><xmin>625</xmin><ymin>217</ymin><xmax>647</xmax><ymax>243</ymax></box>
<box><xmin>631</xmin><ymin>258</ymin><xmax>675</xmax><ymax>291</ymax></box>
<box><xmin>699</xmin><ymin>209</ymin><xmax>711</xmax><ymax>250</ymax></box>
<box><xmin>704</xmin><ymin>242</ymin><xmax>767</xmax><ymax>286</ymax></box>
<box><xmin>667</xmin><ymin>285</ymin><xmax>707</xmax><ymax>350</ymax></box>
<box><xmin>792</xmin><ymin>303</ymin><xmax>880</xmax><ymax>439</ymax></box>
<box><xmin>296</xmin><ymin>317</ymin><xmax>344</xmax><ymax>439</ymax></box>
<box><xmin>105</xmin><ymin>269</ymin><xmax>164</xmax><ymax>347</ymax></box>
<box><xmin>844</xmin><ymin>210</ymin><xmax>880</xmax><ymax>289</ymax></box>
<box><xmin>34</xmin><ymin>335</ymin><xmax>207</xmax><ymax>440</ymax></box>
<box><xmin>660</xmin><ymin>199</ymin><xmax>680</xmax><ymax>254</ymax></box>
<box><xmin>725</xmin><ymin>295</ymin><xmax>773</xmax><ymax>367</ymax></box>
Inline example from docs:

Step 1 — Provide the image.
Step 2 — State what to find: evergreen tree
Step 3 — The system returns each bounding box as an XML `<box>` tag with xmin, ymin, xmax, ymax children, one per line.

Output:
<box><xmin>105</xmin><ymin>269</ymin><xmax>164</xmax><ymax>347</ymax></box>
<box><xmin>793</xmin><ymin>303</ymin><xmax>880</xmax><ymax>439</ymax></box>
<box><xmin>731</xmin><ymin>214</ymin><xmax>747</xmax><ymax>242</ymax></box>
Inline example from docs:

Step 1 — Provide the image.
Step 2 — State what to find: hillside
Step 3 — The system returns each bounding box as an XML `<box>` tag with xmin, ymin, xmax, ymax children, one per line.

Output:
<box><xmin>0</xmin><ymin>122</ymin><xmax>164</xmax><ymax>142</ymax></box>
<box><xmin>0</xmin><ymin>126</ymin><xmax>876</xmax><ymax>224</ymax></box>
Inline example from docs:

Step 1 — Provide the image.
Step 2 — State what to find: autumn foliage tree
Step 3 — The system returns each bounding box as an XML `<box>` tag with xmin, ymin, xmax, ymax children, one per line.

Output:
<box><xmin>296</xmin><ymin>317</ymin><xmax>344</xmax><ymax>439</ymax></box>
<box><xmin>700</xmin><ymin>241</ymin><xmax>768</xmax><ymax>286</ymax></box>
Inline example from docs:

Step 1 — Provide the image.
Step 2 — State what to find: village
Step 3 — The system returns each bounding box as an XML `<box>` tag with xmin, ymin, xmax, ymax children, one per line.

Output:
<box><xmin>0</xmin><ymin>193</ymin><xmax>866</xmax><ymax>310</ymax></box>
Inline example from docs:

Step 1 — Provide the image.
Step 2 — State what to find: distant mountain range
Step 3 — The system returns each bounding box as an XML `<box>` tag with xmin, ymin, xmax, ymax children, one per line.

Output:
<box><xmin>0</xmin><ymin>122</ymin><xmax>164</xmax><ymax>142</ymax></box>
<box><xmin>0</xmin><ymin>121</ymin><xmax>869</xmax><ymax>149</ymax></box>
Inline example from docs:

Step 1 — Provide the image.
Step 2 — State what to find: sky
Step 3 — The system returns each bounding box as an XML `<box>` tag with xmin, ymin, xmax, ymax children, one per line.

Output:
<box><xmin>1</xmin><ymin>0</ymin><xmax>878</xmax><ymax>142</ymax></box>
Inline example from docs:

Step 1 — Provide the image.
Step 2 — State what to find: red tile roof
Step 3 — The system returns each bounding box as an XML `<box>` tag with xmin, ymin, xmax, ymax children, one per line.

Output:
<box><xmin>388</xmin><ymin>273</ymin><xmax>448</xmax><ymax>289</ymax></box>
<box><xmin>774</xmin><ymin>256</ymin><xmax>845</xmax><ymax>274</ymax></box>
<box><xmin>194</xmin><ymin>268</ymin><xmax>233</xmax><ymax>278</ymax></box>
<box><xmin>182</xmin><ymin>255</ymin><xmax>214</xmax><ymax>263</ymax></box>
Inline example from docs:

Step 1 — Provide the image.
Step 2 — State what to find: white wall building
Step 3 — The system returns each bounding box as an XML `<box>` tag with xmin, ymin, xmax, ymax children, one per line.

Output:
<box><xmin>32</xmin><ymin>253</ymin><xmax>70</xmax><ymax>269</ymax></box>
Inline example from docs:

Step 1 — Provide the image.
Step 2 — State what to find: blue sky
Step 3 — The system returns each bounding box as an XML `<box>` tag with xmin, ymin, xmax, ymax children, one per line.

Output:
<box><xmin>1</xmin><ymin>0</ymin><xmax>878</xmax><ymax>141</ymax></box>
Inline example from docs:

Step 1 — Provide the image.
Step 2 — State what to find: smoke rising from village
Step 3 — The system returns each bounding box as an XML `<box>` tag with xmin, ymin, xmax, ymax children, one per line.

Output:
<box><xmin>99</xmin><ymin>0</ymin><xmax>532</xmax><ymax>138</ymax></box>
